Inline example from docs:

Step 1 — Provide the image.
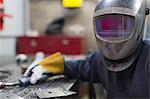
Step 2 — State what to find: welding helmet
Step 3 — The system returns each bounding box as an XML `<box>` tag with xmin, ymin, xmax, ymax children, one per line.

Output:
<box><xmin>93</xmin><ymin>0</ymin><xmax>149</xmax><ymax>71</ymax></box>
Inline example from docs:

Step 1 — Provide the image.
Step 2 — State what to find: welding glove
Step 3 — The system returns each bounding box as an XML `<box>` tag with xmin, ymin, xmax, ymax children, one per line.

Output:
<box><xmin>23</xmin><ymin>52</ymin><xmax>64</xmax><ymax>84</ymax></box>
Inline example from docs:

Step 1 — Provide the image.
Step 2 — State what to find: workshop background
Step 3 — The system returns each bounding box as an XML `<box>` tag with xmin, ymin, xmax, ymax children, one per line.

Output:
<box><xmin>0</xmin><ymin>0</ymin><xmax>149</xmax><ymax>56</ymax></box>
<box><xmin>0</xmin><ymin>0</ymin><xmax>149</xmax><ymax>99</ymax></box>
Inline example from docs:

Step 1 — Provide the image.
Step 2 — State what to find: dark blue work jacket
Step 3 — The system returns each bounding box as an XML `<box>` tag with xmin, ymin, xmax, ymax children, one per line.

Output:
<box><xmin>64</xmin><ymin>41</ymin><xmax>150</xmax><ymax>98</ymax></box>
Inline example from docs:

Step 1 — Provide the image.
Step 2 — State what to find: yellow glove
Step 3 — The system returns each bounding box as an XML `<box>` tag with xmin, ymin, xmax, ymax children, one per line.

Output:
<box><xmin>38</xmin><ymin>52</ymin><xmax>64</xmax><ymax>74</ymax></box>
<box><xmin>22</xmin><ymin>52</ymin><xmax>64</xmax><ymax>84</ymax></box>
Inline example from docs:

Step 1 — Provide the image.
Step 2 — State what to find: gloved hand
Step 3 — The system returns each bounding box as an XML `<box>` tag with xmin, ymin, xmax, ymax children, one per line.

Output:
<box><xmin>21</xmin><ymin>52</ymin><xmax>64</xmax><ymax>84</ymax></box>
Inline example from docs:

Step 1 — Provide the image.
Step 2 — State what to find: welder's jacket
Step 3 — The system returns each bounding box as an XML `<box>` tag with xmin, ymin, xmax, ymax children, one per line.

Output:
<box><xmin>64</xmin><ymin>40</ymin><xmax>150</xmax><ymax>98</ymax></box>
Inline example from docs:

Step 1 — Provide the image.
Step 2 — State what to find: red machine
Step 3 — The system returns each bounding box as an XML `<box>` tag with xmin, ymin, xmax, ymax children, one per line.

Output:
<box><xmin>17</xmin><ymin>35</ymin><xmax>86</xmax><ymax>55</ymax></box>
<box><xmin>0</xmin><ymin>0</ymin><xmax>12</xmax><ymax>31</ymax></box>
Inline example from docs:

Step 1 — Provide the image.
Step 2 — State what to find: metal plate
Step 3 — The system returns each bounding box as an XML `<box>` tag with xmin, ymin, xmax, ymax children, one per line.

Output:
<box><xmin>35</xmin><ymin>88</ymin><xmax>76</xmax><ymax>99</ymax></box>
<box><xmin>0</xmin><ymin>92</ymin><xmax>25</xmax><ymax>99</ymax></box>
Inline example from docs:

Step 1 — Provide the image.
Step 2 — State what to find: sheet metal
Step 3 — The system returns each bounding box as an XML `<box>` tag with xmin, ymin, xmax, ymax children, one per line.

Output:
<box><xmin>0</xmin><ymin>57</ymin><xmax>76</xmax><ymax>99</ymax></box>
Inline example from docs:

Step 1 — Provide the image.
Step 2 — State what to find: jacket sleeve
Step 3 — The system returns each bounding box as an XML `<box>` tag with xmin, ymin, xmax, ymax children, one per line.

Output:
<box><xmin>64</xmin><ymin>49</ymin><xmax>104</xmax><ymax>83</ymax></box>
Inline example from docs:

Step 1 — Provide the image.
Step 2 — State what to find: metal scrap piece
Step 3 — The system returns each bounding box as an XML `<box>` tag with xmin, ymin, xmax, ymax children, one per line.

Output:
<box><xmin>35</xmin><ymin>87</ymin><xmax>76</xmax><ymax>99</ymax></box>
<box><xmin>0</xmin><ymin>92</ymin><xmax>25</xmax><ymax>99</ymax></box>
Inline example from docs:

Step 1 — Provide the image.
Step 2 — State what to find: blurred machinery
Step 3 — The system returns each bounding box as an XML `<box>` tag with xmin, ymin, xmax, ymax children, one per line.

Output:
<box><xmin>16</xmin><ymin>35</ymin><xmax>85</xmax><ymax>55</ymax></box>
<box><xmin>0</xmin><ymin>0</ymin><xmax>30</xmax><ymax>56</ymax></box>
<box><xmin>62</xmin><ymin>0</ymin><xmax>83</xmax><ymax>8</ymax></box>
<box><xmin>0</xmin><ymin>0</ymin><xmax>12</xmax><ymax>31</ymax></box>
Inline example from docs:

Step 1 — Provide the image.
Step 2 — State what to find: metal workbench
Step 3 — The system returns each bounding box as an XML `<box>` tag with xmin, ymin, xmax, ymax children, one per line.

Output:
<box><xmin>0</xmin><ymin>56</ymin><xmax>77</xmax><ymax>99</ymax></box>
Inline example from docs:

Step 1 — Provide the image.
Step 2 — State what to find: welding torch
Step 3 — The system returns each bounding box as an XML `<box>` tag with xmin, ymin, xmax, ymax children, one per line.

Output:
<box><xmin>0</xmin><ymin>75</ymin><xmax>65</xmax><ymax>89</ymax></box>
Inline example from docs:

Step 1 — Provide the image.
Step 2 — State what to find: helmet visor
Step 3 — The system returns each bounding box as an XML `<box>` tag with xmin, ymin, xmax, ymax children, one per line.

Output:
<box><xmin>94</xmin><ymin>14</ymin><xmax>135</xmax><ymax>39</ymax></box>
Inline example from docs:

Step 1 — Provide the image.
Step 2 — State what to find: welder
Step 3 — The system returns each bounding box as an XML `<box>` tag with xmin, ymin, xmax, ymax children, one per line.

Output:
<box><xmin>22</xmin><ymin>0</ymin><xmax>150</xmax><ymax>98</ymax></box>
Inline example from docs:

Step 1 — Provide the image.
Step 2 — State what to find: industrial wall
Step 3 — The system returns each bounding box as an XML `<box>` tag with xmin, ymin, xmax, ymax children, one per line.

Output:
<box><xmin>0</xmin><ymin>0</ymin><xmax>29</xmax><ymax>56</ymax></box>
<box><xmin>145</xmin><ymin>0</ymin><xmax>150</xmax><ymax>40</ymax></box>
<box><xmin>30</xmin><ymin>0</ymin><xmax>97</xmax><ymax>52</ymax></box>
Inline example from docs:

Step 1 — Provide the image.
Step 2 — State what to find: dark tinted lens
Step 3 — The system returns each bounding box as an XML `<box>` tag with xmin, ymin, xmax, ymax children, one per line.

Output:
<box><xmin>95</xmin><ymin>14</ymin><xmax>135</xmax><ymax>38</ymax></box>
